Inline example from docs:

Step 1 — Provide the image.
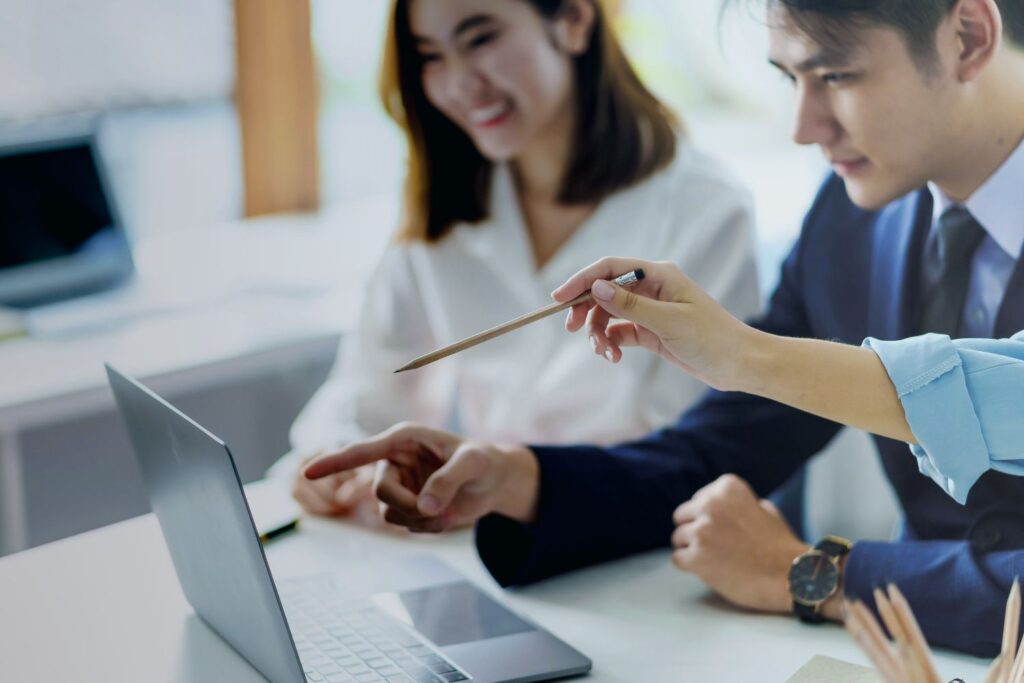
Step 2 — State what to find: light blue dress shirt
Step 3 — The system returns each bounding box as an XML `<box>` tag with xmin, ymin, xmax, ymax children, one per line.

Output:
<box><xmin>865</xmin><ymin>332</ymin><xmax>1024</xmax><ymax>504</ymax></box>
<box><xmin>864</xmin><ymin>138</ymin><xmax>1024</xmax><ymax>504</ymax></box>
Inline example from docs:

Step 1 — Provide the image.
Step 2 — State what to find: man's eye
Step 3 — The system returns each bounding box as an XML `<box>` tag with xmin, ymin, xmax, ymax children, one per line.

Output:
<box><xmin>821</xmin><ymin>72</ymin><xmax>853</xmax><ymax>84</ymax></box>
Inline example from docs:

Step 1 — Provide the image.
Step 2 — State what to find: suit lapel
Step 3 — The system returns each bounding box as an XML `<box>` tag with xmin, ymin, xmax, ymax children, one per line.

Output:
<box><xmin>868</xmin><ymin>188</ymin><xmax>933</xmax><ymax>340</ymax></box>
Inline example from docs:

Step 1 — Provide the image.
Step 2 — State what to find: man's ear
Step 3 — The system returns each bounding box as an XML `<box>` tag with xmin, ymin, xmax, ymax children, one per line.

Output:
<box><xmin>950</xmin><ymin>0</ymin><xmax>1003</xmax><ymax>81</ymax></box>
<box><xmin>553</xmin><ymin>0</ymin><xmax>597</xmax><ymax>55</ymax></box>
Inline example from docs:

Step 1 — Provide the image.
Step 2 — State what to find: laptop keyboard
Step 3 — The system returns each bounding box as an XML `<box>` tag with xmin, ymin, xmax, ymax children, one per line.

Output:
<box><xmin>279</xmin><ymin>576</ymin><xmax>471</xmax><ymax>683</ymax></box>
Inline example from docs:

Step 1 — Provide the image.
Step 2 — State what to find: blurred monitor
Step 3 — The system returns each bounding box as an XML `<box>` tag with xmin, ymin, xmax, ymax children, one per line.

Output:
<box><xmin>0</xmin><ymin>130</ymin><xmax>133</xmax><ymax>307</ymax></box>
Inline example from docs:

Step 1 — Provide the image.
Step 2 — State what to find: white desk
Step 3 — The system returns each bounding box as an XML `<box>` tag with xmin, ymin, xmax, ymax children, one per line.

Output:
<box><xmin>0</xmin><ymin>486</ymin><xmax>989</xmax><ymax>682</ymax></box>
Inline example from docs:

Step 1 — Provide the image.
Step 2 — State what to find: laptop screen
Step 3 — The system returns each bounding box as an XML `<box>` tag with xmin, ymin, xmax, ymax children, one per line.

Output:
<box><xmin>0</xmin><ymin>134</ymin><xmax>132</xmax><ymax>307</ymax></box>
<box><xmin>0</xmin><ymin>142</ymin><xmax>116</xmax><ymax>269</ymax></box>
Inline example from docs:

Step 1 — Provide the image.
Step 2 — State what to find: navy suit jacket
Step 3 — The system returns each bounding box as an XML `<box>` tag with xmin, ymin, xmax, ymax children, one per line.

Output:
<box><xmin>474</xmin><ymin>174</ymin><xmax>1024</xmax><ymax>657</ymax></box>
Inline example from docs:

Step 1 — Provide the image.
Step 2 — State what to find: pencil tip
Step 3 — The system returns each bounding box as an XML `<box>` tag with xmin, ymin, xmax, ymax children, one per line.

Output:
<box><xmin>635</xmin><ymin>268</ymin><xmax>645</xmax><ymax>281</ymax></box>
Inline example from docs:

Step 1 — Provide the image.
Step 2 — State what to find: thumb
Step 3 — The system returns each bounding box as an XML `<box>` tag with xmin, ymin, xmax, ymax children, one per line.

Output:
<box><xmin>591</xmin><ymin>279</ymin><xmax>673</xmax><ymax>334</ymax></box>
<box><xmin>417</xmin><ymin>448</ymin><xmax>485</xmax><ymax>516</ymax></box>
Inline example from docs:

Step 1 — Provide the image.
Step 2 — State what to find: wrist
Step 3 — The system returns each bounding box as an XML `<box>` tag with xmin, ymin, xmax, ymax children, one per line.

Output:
<box><xmin>492</xmin><ymin>445</ymin><xmax>540</xmax><ymax>524</ymax></box>
<box><xmin>728</xmin><ymin>327</ymin><xmax>782</xmax><ymax>395</ymax></box>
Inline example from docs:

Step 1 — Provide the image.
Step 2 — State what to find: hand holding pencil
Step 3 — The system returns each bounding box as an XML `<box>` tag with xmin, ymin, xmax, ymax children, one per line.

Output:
<box><xmin>394</xmin><ymin>268</ymin><xmax>646</xmax><ymax>373</ymax></box>
<box><xmin>551</xmin><ymin>257</ymin><xmax>755</xmax><ymax>391</ymax></box>
<box><xmin>844</xmin><ymin>581</ymin><xmax>1023</xmax><ymax>683</ymax></box>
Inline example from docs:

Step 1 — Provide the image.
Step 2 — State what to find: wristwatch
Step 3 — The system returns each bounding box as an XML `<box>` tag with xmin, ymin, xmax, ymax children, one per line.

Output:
<box><xmin>788</xmin><ymin>535</ymin><xmax>853</xmax><ymax>623</ymax></box>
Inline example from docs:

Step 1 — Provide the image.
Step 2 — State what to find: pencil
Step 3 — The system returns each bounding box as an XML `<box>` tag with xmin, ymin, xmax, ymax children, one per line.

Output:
<box><xmin>1001</xmin><ymin>579</ymin><xmax>1021</xmax><ymax>682</ymax></box>
<box><xmin>847</xmin><ymin>581</ymin><xmax>1024</xmax><ymax>683</ymax></box>
<box><xmin>886</xmin><ymin>584</ymin><xmax>940</xmax><ymax>682</ymax></box>
<box><xmin>984</xmin><ymin>654</ymin><xmax>1005</xmax><ymax>683</ymax></box>
<box><xmin>394</xmin><ymin>269</ymin><xmax>645</xmax><ymax>373</ymax></box>
<box><xmin>845</xmin><ymin>599</ymin><xmax>900</xmax><ymax>681</ymax></box>
<box><xmin>258</xmin><ymin>518</ymin><xmax>299</xmax><ymax>544</ymax></box>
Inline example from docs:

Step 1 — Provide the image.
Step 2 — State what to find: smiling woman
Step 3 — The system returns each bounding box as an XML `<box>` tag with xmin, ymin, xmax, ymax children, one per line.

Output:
<box><xmin>383</xmin><ymin>0</ymin><xmax>679</xmax><ymax>243</ymax></box>
<box><xmin>275</xmin><ymin>0</ymin><xmax>761</xmax><ymax>524</ymax></box>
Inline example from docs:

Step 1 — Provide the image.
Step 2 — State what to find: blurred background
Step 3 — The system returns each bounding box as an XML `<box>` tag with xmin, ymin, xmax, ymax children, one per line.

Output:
<box><xmin>0</xmin><ymin>0</ymin><xmax>896</xmax><ymax>557</ymax></box>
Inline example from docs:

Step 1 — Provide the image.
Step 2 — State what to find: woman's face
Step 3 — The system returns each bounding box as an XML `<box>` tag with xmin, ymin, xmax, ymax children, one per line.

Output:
<box><xmin>409</xmin><ymin>0</ymin><xmax>590</xmax><ymax>162</ymax></box>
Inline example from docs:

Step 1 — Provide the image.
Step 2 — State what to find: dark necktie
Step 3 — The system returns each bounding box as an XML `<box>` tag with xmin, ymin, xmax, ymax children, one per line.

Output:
<box><xmin>918</xmin><ymin>206</ymin><xmax>987</xmax><ymax>336</ymax></box>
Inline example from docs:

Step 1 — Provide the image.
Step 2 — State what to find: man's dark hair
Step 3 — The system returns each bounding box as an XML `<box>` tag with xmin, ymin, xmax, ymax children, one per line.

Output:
<box><xmin>763</xmin><ymin>0</ymin><xmax>1024</xmax><ymax>69</ymax></box>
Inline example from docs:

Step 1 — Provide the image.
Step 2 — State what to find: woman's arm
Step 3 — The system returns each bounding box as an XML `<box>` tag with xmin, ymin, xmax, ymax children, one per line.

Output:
<box><xmin>553</xmin><ymin>257</ymin><xmax>1024</xmax><ymax>502</ymax></box>
<box><xmin>551</xmin><ymin>257</ymin><xmax>914</xmax><ymax>440</ymax></box>
<box><xmin>740</xmin><ymin>331</ymin><xmax>915</xmax><ymax>443</ymax></box>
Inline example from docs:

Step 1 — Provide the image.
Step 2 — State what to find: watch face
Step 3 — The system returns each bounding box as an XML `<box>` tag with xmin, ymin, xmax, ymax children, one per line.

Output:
<box><xmin>788</xmin><ymin>552</ymin><xmax>839</xmax><ymax>604</ymax></box>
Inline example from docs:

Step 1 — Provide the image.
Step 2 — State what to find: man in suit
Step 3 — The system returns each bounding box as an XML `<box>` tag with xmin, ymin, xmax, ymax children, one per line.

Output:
<box><xmin>304</xmin><ymin>0</ymin><xmax>1024</xmax><ymax>655</ymax></box>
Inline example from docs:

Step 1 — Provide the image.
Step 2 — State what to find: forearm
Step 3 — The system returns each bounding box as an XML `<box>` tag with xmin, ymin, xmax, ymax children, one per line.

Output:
<box><xmin>477</xmin><ymin>437</ymin><xmax>714</xmax><ymax>587</ymax></box>
<box><xmin>736</xmin><ymin>330</ymin><xmax>915</xmax><ymax>444</ymax></box>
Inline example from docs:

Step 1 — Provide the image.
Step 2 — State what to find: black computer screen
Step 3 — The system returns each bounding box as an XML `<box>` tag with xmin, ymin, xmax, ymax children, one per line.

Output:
<box><xmin>0</xmin><ymin>142</ymin><xmax>117</xmax><ymax>270</ymax></box>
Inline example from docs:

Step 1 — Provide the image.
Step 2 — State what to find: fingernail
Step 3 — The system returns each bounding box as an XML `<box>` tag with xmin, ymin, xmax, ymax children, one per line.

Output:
<box><xmin>589</xmin><ymin>335</ymin><xmax>598</xmax><ymax>352</ymax></box>
<box><xmin>592</xmin><ymin>280</ymin><xmax>614</xmax><ymax>301</ymax></box>
<box><xmin>604</xmin><ymin>348</ymin><xmax>614</xmax><ymax>362</ymax></box>
<box><xmin>418</xmin><ymin>494</ymin><xmax>440</xmax><ymax>515</ymax></box>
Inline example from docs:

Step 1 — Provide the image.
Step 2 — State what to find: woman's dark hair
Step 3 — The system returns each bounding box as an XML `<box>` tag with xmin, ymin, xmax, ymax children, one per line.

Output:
<box><xmin>379</xmin><ymin>0</ymin><xmax>680</xmax><ymax>243</ymax></box>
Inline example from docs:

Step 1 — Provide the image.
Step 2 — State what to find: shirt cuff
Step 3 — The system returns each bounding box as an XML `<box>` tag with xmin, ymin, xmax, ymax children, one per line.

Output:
<box><xmin>864</xmin><ymin>334</ymin><xmax>990</xmax><ymax>504</ymax></box>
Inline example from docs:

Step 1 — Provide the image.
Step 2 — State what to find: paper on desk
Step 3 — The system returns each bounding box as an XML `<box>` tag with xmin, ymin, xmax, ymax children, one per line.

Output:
<box><xmin>785</xmin><ymin>655</ymin><xmax>881</xmax><ymax>683</ymax></box>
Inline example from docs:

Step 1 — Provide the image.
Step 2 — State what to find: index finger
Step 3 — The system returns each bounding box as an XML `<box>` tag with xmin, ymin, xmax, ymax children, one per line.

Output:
<box><xmin>304</xmin><ymin>423</ymin><xmax>456</xmax><ymax>480</ymax></box>
<box><xmin>550</xmin><ymin>257</ymin><xmax>652</xmax><ymax>304</ymax></box>
<box><xmin>304</xmin><ymin>442</ymin><xmax>385</xmax><ymax>480</ymax></box>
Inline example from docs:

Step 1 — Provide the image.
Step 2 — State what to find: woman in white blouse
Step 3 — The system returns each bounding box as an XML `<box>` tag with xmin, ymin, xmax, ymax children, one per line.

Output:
<box><xmin>277</xmin><ymin>0</ymin><xmax>760</xmax><ymax>517</ymax></box>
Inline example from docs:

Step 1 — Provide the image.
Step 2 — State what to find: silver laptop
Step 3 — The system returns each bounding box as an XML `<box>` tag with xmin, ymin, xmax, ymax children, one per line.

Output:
<box><xmin>106</xmin><ymin>365</ymin><xmax>591</xmax><ymax>683</ymax></box>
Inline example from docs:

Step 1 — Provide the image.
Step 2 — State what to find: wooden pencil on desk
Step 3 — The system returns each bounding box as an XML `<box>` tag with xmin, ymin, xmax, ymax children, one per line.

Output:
<box><xmin>844</xmin><ymin>579</ymin><xmax>1024</xmax><ymax>683</ymax></box>
<box><xmin>394</xmin><ymin>269</ymin><xmax>645</xmax><ymax>373</ymax></box>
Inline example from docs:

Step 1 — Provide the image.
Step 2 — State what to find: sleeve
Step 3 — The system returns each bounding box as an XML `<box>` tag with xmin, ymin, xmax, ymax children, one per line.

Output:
<box><xmin>864</xmin><ymin>330</ymin><xmax>1024</xmax><ymax>504</ymax></box>
<box><xmin>266</xmin><ymin>246</ymin><xmax>456</xmax><ymax>478</ymax></box>
<box><xmin>844</xmin><ymin>540</ymin><xmax>1024</xmax><ymax>656</ymax></box>
<box><xmin>476</xmin><ymin>186</ymin><xmax>849</xmax><ymax>586</ymax></box>
<box><xmin>639</xmin><ymin>171</ymin><xmax>762</xmax><ymax>430</ymax></box>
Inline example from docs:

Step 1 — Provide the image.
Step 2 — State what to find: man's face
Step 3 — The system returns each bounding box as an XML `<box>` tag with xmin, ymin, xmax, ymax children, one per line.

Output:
<box><xmin>768</xmin><ymin>13</ymin><xmax>959</xmax><ymax>210</ymax></box>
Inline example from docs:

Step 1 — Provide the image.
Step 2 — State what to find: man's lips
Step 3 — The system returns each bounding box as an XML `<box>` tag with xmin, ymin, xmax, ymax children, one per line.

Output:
<box><xmin>829</xmin><ymin>156</ymin><xmax>869</xmax><ymax>177</ymax></box>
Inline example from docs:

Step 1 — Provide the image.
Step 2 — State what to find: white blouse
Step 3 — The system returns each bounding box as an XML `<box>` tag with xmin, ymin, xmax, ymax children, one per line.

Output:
<box><xmin>272</xmin><ymin>142</ymin><xmax>760</xmax><ymax>474</ymax></box>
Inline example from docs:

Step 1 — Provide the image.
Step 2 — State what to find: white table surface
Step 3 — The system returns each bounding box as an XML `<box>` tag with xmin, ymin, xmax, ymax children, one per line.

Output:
<box><xmin>0</xmin><ymin>482</ymin><xmax>990</xmax><ymax>683</ymax></box>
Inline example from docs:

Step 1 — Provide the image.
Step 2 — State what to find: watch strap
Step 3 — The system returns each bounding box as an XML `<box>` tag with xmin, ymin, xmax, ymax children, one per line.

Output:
<box><xmin>816</xmin><ymin>535</ymin><xmax>852</xmax><ymax>559</ymax></box>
